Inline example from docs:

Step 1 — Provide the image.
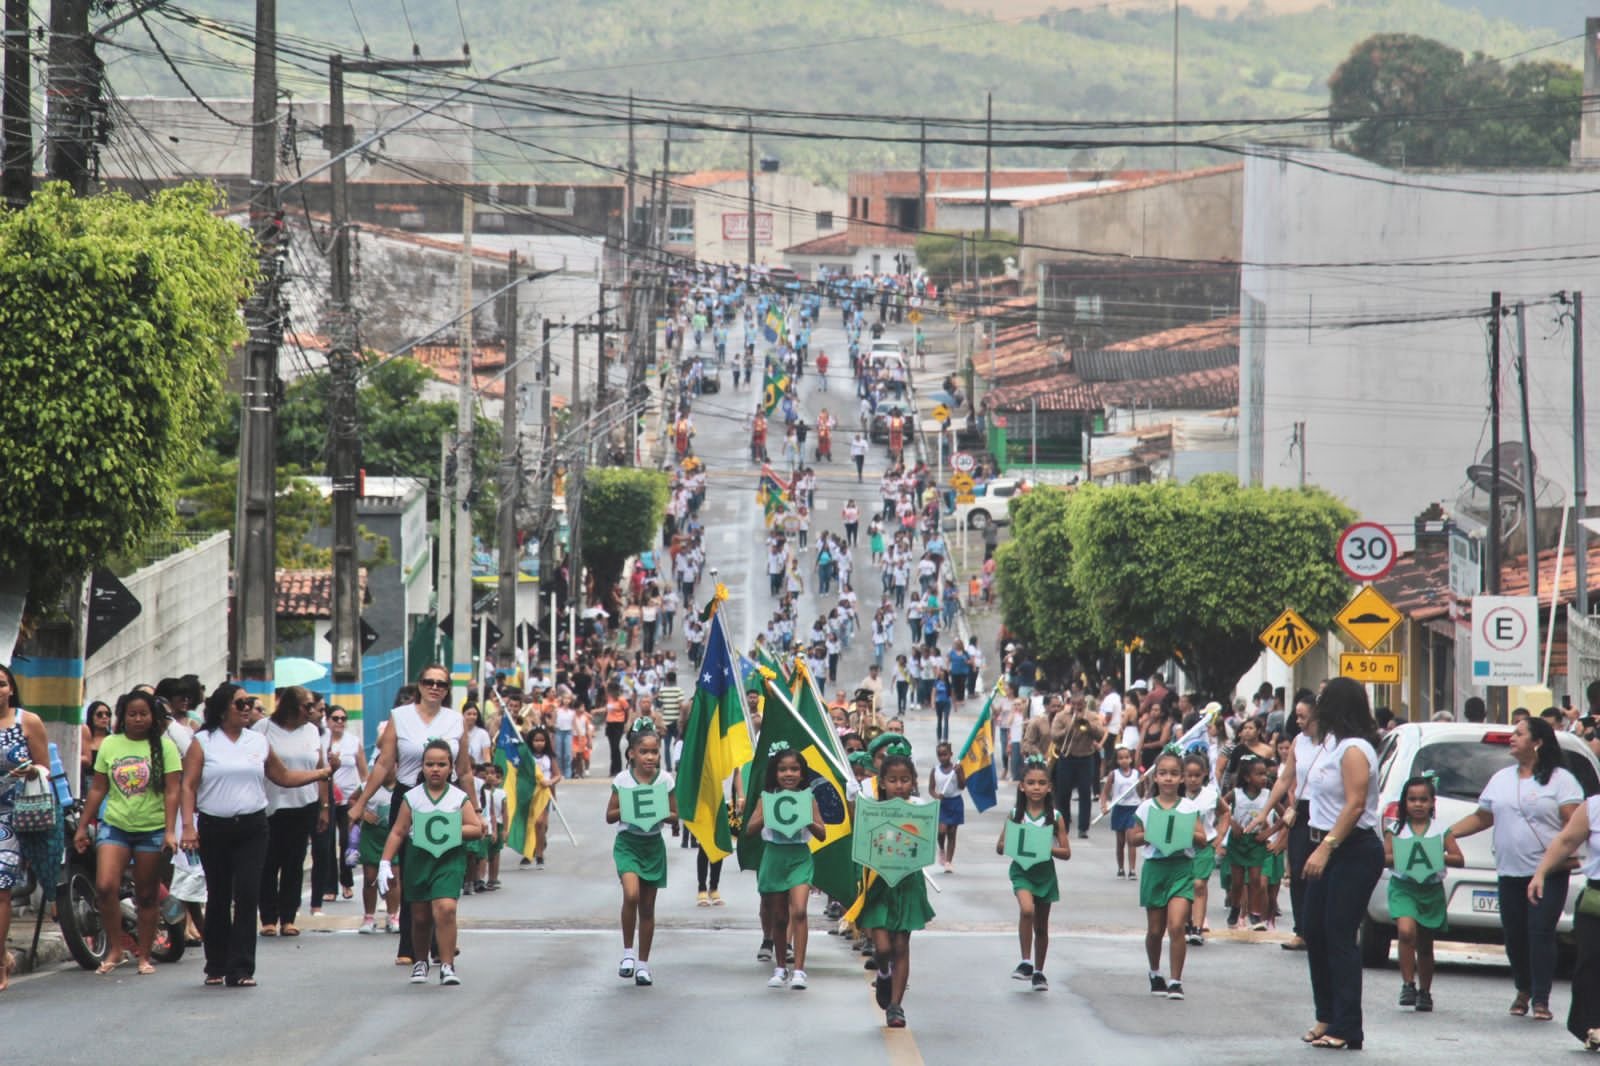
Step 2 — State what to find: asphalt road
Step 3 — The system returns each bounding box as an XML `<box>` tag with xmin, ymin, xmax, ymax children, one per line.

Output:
<box><xmin>3</xmin><ymin>310</ymin><xmax>1582</xmax><ymax>1065</ymax></box>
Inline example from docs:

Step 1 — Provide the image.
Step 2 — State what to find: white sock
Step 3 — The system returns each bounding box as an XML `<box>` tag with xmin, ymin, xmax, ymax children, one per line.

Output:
<box><xmin>1150</xmin><ymin>970</ymin><xmax>1162</xmax><ymax>980</ymax></box>
<box><xmin>623</xmin><ymin>948</ymin><xmax>636</xmax><ymax>960</ymax></box>
<box><xmin>1020</xmin><ymin>958</ymin><xmax>1031</xmax><ymax>968</ymax></box>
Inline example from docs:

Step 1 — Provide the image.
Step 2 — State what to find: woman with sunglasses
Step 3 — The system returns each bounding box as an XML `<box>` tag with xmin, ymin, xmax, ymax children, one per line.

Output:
<box><xmin>179</xmin><ymin>684</ymin><xmax>333</xmax><ymax>987</ymax></box>
<box><xmin>80</xmin><ymin>700</ymin><xmax>113</xmax><ymax>798</ymax></box>
<box><xmin>350</xmin><ymin>664</ymin><xmax>476</xmax><ymax>966</ymax></box>
<box><xmin>254</xmin><ymin>686</ymin><xmax>335</xmax><ymax>937</ymax></box>
<box><xmin>313</xmin><ymin>705</ymin><xmax>366</xmax><ymax>908</ymax></box>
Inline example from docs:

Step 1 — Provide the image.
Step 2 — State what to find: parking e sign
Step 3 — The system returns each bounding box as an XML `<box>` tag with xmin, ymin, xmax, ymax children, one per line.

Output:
<box><xmin>1337</xmin><ymin>522</ymin><xmax>1397</xmax><ymax>582</ymax></box>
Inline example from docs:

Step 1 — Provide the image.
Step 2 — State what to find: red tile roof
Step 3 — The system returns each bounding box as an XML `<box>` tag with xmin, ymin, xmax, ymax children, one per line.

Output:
<box><xmin>783</xmin><ymin>230</ymin><xmax>854</xmax><ymax>255</ymax></box>
<box><xmin>1375</xmin><ymin>540</ymin><xmax>1600</xmax><ymax>624</ymax></box>
<box><xmin>1020</xmin><ymin>163</ymin><xmax>1244</xmax><ymax>211</ymax></box>
<box><xmin>1104</xmin><ymin>314</ymin><xmax>1240</xmax><ymax>351</ymax></box>
<box><xmin>277</xmin><ymin>568</ymin><xmax>368</xmax><ymax>619</ymax></box>
<box><xmin>677</xmin><ymin>170</ymin><xmax>747</xmax><ymax>189</ymax></box>
<box><xmin>984</xmin><ymin>363</ymin><xmax>1239</xmax><ymax>412</ymax></box>
<box><xmin>413</xmin><ymin>343</ymin><xmax>510</xmax><ymax>399</ymax></box>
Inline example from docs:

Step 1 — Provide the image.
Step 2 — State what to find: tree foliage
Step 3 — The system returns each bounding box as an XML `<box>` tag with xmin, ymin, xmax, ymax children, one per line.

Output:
<box><xmin>0</xmin><ymin>182</ymin><xmax>254</xmax><ymax>601</ymax></box>
<box><xmin>1329</xmin><ymin>33</ymin><xmax>1580</xmax><ymax>167</ymax></box>
<box><xmin>579</xmin><ymin>468</ymin><xmax>668</xmax><ymax>606</ymax></box>
<box><xmin>177</xmin><ymin>457</ymin><xmax>334</xmax><ymax>569</ymax></box>
<box><xmin>1000</xmin><ymin>476</ymin><xmax>1353</xmax><ymax>698</ymax></box>
<box><xmin>914</xmin><ymin>232</ymin><xmax>1018</xmax><ymax>283</ymax></box>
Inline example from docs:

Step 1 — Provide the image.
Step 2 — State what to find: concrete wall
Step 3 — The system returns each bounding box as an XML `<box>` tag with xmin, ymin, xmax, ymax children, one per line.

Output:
<box><xmin>1238</xmin><ymin>149</ymin><xmax>1600</xmax><ymax>543</ymax></box>
<box><xmin>84</xmin><ymin>533</ymin><xmax>230</xmax><ymax>704</ymax></box>
<box><xmin>683</xmin><ymin>174</ymin><xmax>845</xmax><ymax>267</ymax></box>
<box><xmin>1018</xmin><ymin>166</ymin><xmax>1242</xmax><ymax>289</ymax></box>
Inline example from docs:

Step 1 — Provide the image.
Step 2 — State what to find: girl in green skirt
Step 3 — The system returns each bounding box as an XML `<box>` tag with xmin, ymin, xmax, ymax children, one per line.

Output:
<box><xmin>1224</xmin><ymin>755</ymin><xmax>1272</xmax><ymax>932</ymax></box>
<box><xmin>606</xmin><ymin>719</ymin><xmax>677</xmax><ymax>987</ymax></box>
<box><xmin>745</xmin><ymin>741</ymin><xmax>825</xmax><ymax>990</ymax></box>
<box><xmin>378</xmin><ymin>740</ymin><xmax>484</xmax><ymax>986</ymax></box>
<box><xmin>1130</xmin><ymin>750</ymin><xmax>1208</xmax><ymax>1001</ymax></box>
<box><xmin>1384</xmin><ymin>774</ymin><xmax>1462</xmax><ymax>1011</ymax></box>
<box><xmin>994</xmin><ymin>754</ymin><xmax>1071</xmax><ymax>991</ymax></box>
<box><xmin>356</xmin><ymin>765</ymin><xmax>398</xmax><ymax>934</ymax></box>
<box><xmin>862</xmin><ymin>748</ymin><xmax>936</xmax><ymax>1029</ymax></box>
<box><xmin>1182</xmin><ymin>753</ymin><xmax>1229</xmax><ymax>947</ymax></box>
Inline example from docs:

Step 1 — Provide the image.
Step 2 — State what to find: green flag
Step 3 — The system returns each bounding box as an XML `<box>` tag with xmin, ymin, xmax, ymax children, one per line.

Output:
<box><xmin>674</xmin><ymin>608</ymin><xmax>754</xmax><ymax>862</ymax></box>
<box><xmin>762</xmin><ymin>367</ymin><xmax>791</xmax><ymax>415</ymax></box>
<box><xmin>737</xmin><ymin>662</ymin><xmax>857</xmax><ymax>901</ymax></box>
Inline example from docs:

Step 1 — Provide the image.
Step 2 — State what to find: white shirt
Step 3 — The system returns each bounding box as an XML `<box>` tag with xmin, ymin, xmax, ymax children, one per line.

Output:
<box><xmin>1191</xmin><ymin>783</ymin><xmax>1221</xmax><ymax>840</ymax></box>
<box><xmin>1477</xmin><ymin>764</ymin><xmax>1583</xmax><ymax>876</ymax></box>
<box><xmin>613</xmin><ymin>768</ymin><xmax>676</xmax><ymax>834</ymax></box>
<box><xmin>405</xmin><ymin>783</ymin><xmax>468</xmax><ymax>848</ymax></box>
<box><xmin>931</xmin><ymin>764</ymin><xmax>961</xmax><ymax>798</ymax></box>
<box><xmin>1099</xmin><ymin>692</ymin><xmax>1124</xmax><ymax>736</ymax></box>
<box><xmin>1306</xmin><ymin>737</ymin><xmax>1380</xmax><ymax>832</ymax></box>
<box><xmin>390</xmin><ymin>704</ymin><xmax>465</xmax><ymax>787</ymax></box>
<box><xmin>1109</xmin><ymin>767</ymin><xmax>1142</xmax><ymax>807</ymax></box>
<box><xmin>1293</xmin><ymin>731</ymin><xmax>1332</xmax><ymax>796</ymax></box>
<box><xmin>465</xmin><ymin>725</ymin><xmax>492</xmax><ymax>764</ymax></box>
<box><xmin>554</xmin><ymin>706</ymin><xmax>577</xmax><ymax>731</ymax></box>
<box><xmin>1582</xmin><ymin>796</ymin><xmax>1600</xmax><ymax>880</ymax></box>
<box><xmin>325</xmin><ymin>730</ymin><xmax>363</xmax><ymax>798</ymax></box>
<box><xmin>254</xmin><ymin>720</ymin><xmax>322</xmax><ymax>814</ymax></box>
<box><xmin>193</xmin><ymin>727</ymin><xmax>270</xmax><ymax>817</ymax></box>
<box><xmin>1135</xmin><ymin>795</ymin><xmax>1204</xmax><ymax>859</ymax></box>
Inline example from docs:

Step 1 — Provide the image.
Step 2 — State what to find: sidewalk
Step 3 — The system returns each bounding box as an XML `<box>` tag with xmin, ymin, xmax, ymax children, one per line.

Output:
<box><xmin>6</xmin><ymin>903</ymin><xmax>73</xmax><ymax>973</ymax></box>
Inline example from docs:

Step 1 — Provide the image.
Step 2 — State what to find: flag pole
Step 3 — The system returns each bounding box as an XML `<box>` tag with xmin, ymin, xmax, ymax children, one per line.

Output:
<box><xmin>1087</xmin><ymin>705</ymin><xmax>1219</xmax><ymax>827</ymax></box>
<box><xmin>548</xmin><ymin>794</ymin><xmax>579</xmax><ymax>846</ymax></box>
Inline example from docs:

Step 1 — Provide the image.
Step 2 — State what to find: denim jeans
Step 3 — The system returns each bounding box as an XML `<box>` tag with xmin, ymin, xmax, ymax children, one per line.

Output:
<box><xmin>554</xmin><ymin>729</ymin><xmax>573</xmax><ymax>778</ymax></box>
<box><xmin>1304</xmin><ymin>828</ymin><xmax>1384</xmax><ymax>1045</ymax></box>
<box><xmin>1499</xmin><ymin>872</ymin><xmax>1568</xmax><ymax>1005</ymax></box>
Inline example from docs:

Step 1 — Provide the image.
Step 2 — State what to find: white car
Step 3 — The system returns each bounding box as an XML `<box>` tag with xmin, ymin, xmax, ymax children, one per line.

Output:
<box><xmin>946</xmin><ymin>477</ymin><xmax>1023</xmax><ymax>531</ymax></box>
<box><xmin>1360</xmin><ymin>722</ymin><xmax>1600</xmax><ymax>967</ymax></box>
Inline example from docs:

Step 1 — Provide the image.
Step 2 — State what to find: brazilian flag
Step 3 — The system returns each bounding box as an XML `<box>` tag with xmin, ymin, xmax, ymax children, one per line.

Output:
<box><xmin>762</xmin><ymin>368</ymin><xmax>791</xmax><ymax>415</ymax></box>
<box><xmin>737</xmin><ymin>661</ymin><xmax>857</xmax><ymax>901</ymax></box>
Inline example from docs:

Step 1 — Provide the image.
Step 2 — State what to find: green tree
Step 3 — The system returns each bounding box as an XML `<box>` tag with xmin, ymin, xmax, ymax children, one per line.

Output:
<box><xmin>1062</xmin><ymin>476</ymin><xmax>1353</xmax><ymax>698</ymax></box>
<box><xmin>176</xmin><ymin>456</ymin><xmax>334</xmax><ymax>569</ymax></box>
<box><xmin>1002</xmin><ymin>489</ymin><xmax>1099</xmax><ymax>667</ymax></box>
<box><xmin>578</xmin><ymin>468</ymin><xmax>668</xmax><ymax>605</ymax></box>
<box><xmin>0</xmin><ymin>182</ymin><xmax>254</xmax><ymax>605</ymax></box>
<box><xmin>913</xmin><ymin>232</ymin><xmax>1018</xmax><ymax>282</ymax></box>
<box><xmin>1330</xmin><ymin>34</ymin><xmax>1580</xmax><ymax>167</ymax></box>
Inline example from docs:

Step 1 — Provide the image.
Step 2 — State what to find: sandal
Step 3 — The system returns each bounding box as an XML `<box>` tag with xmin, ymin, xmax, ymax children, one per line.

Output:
<box><xmin>95</xmin><ymin>957</ymin><xmax>123</xmax><ymax>976</ymax></box>
<box><xmin>1302</xmin><ymin>1026</ymin><xmax>1329</xmax><ymax>1043</ymax></box>
<box><xmin>227</xmin><ymin>976</ymin><xmax>257</xmax><ymax>987</ymax></box>
<box><xmin>205</xmin><ymin>975</ymin><xmax>225</xmax><ymax>987</ymax></box>
<box><xmin>342</xmin><ymin>888</ymin><xmax>354</xmax><ymax>900</ymax></box>
<box><xmin>1309</xmin><ymin>1035</ymin><xmax>1361</xmax><ymax>1050</ymax></box>
<box><xmin>1532</xmin><ymin>1003</ymin><xmax>1554</xmax><ymax>1022</ymax></box>
<box><xmin>1510</xmin><ymin>992</ymin><xmax>1530</xmax><ymax>1016</ymax></box>
<box><xmin>259</xmin><ymin>924</ymin><xmax>277</xmax><ymax>937</ymax></box>
<box><xmin>279</xmin><ymin>924</ymin><xmax>300</xmax><ymax>937</ymax></box>
<box><xmin>137</xmin><ymin>958</ymin><xmax>156</xmax><ymax>976</ymax></box>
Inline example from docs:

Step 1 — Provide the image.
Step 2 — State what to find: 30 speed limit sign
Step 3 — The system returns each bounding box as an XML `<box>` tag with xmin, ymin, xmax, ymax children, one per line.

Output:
<box><xmin>1337</xmin><ymin>522</ymin><xmax>1398</xmax><ymax>582</ymax></box>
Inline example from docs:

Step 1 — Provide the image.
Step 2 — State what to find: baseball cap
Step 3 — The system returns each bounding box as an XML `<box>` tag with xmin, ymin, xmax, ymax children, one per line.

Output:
<box><xmin>1131</xmin><ymin>679</ymin><xmax>1148</xmax><ymax>691</ymax></box>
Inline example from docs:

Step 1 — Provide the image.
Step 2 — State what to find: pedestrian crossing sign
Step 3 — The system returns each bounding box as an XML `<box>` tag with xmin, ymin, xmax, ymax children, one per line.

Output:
<box><xmin>1259</xmin><ymin>607</ymin><xmax>1319</xmax><ymax>666</ymax></box>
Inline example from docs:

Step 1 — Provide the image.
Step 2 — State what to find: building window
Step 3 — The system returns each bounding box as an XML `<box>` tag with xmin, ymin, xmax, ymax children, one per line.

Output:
<box><xmin>667</xmin><ymin>205</ymin><xmax>694</xmax><ymax>244</ymax></box>
<box><xmin>1073</xmin><ymin>295</ymin><xmax>1103</xmax><ymax>322</ymax></box>
<box><xmin>486</xmin><ymin>183</ymin><xmax>501</xmax><ymax>204</ymax></box>
<box><xmin>816</xmin><ymin>210</ymin><xmax>834</xmax><ymax>231</ymax></box>
<box><xmin>533</xmin><ymin>185</ymin><xmax>576</xmax><ymax>214</ymax></box>
<box><xmin>399</xmin><ymin>211</ymin><xmax>425</xmax><ymax>229</ymax></box>
<box><xmin>888</xmin><ymin>197</ymin><xmax>920</xmax><ymax>232</ymax></box>
<box><xmin>476</xmin><ymin>211</ymin><xmax>506</xmax><ymax>231</ymax></box>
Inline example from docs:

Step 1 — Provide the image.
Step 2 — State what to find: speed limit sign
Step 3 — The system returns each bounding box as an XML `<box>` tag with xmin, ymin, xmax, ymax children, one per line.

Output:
<box><xmin>1337</xmin><ymin>522</ymin><xmax>1398</xmax><ymax>582</ymax></box>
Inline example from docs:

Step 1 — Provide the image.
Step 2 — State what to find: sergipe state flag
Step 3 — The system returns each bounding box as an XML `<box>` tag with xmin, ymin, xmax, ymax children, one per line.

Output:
<box><xmin>492</xmin><ymin>711</ymin><xmax>549</xmax><ymax>858</ymax></box>
<box><xmin>674</xmin><ymin>604</ymin><xmax>754</xmax><ymax>862</ymax></box>
<box><xmin>957</xmin><ymin>681</ymin><xmax>1001</xmax><ymax>812</ymax></box>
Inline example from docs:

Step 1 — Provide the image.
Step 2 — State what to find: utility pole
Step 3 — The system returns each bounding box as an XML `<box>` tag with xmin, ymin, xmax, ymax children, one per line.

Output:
<box><xmin>656</xmin><ymin>123</ymin><xmax>672</xmax><ymax>253</ymax></box>
<box><xmin>537</xmin><ymin>318</ymin><xmax>556</xmax><ymax>622</ymax></box>
<box><xmin>746</xmin><ymin>112</ymin><xmax>756</xmax><ymax>275</ymax></box>
<box><xmin>233</xmin><ymin>0</ymin><xmax>281</xmax><ymax>685</ymax></box>
<box><xmin>437</xmin><ymin>430</ymin><xmax>452</xmax><ymax>663</ymax></box>
<box><xmin>325</xmin><ymin>52</ymin><xmax>362</xmax><ymax>705</ymax></box>
<box><xmin>495</xmin><ymin>250</ymin><xmax>520</xmax><ymax>674</ymax></box>
<box><xmin>597</xmin><ymin>282</ymin><xmax>609</xmax><ymax>412</ymax></box>
<box><xmin>1514</xmin><ymin>301</ymin><xmax>1539</xmax><ymax>601</ymax></box>
<box><xmin>2</xmin><ymin>0</ymin><xmax>32</xmax><ymax>207</ymax></box>
<box><xmin>918</xmin><ymin>118</ymin><xmax>928</xmax><ymax>231</ymax></box>
<box><xmin>45</xmin><ymin>0</ymin><xmax>96</xmax><ymax>194</ymax></box>
<box><xmin>1488</xmin><ymin>293</ymin><xmax>1503</xmax><ymax>599</ymax></box>
<box><xmin>625</xmin><ymin>90</ymin><xmax>635</xmax><ymax>247</ymax></box>
<box><xmin>983</xmin><ymin>91</ymin><xmax>992</xmax><ymax>241</ymax></box>
<box><xmin>1171</xmin><ymin>0</ymin><xmax>1180</xmax><ymax>172</ymax></box>
<box><xmin>1293</xmin><ymin>421</ymin><xmax>1307</xmax><ymax>489</ymax></box>
<box><xmin>1573</xmin><ymin>292</ymin><xmax>1589</xmax><ymax>617</ymax></box>
<box><xmin>452</xmin><ymin>192</ymin><xmax>475</xmax><ymax>709</ymax></box>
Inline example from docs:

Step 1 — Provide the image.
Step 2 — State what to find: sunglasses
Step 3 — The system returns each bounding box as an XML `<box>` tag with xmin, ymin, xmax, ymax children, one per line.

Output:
<box><xmin>330</xmin><ymin>715</ymin><xmax>347</xmax><ymax>722</ymax></box>
<box><xmin>233</xmin><ymin>698</ymin><xmax>251</xmax><ymax>709</ymax></box>
<box><xmin>419</xmin><ymin>678</ymin><xmax>449</xmax><ymax>689</ymax></box>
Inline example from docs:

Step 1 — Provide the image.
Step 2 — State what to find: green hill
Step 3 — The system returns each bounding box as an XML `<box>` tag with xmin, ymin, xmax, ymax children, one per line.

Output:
<box><xmin>105</xmin><ymin>0</ymin><xmax>1576</xmax><ymax>182</ymax></box>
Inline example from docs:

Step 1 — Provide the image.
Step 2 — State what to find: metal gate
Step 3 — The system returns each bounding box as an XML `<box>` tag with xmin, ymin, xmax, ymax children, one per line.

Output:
<box><xmin>1568</xmin><ymin>607</ymin><xmax>1600</xmax><ymax>701</ymax></box>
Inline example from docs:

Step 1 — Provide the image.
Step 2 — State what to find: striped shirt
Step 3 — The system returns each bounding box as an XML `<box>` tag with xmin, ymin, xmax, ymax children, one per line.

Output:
<box><xmin>656</xmin><ymin>686</ymin><xmax>685</xmax><ymax>726</ymax></box>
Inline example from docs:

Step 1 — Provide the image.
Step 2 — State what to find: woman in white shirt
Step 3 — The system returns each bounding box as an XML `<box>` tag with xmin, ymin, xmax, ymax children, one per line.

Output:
<box><xmin>321</xmin><ymin>705</ymin><xmax>366</xmax><ymax>904</ymax></box>
<box><xmin>253</xmin><ymin>686</ymin><xmax>334</xmax><ymax>937</ymax></box>
<box><xmin>1529</xmin><ymin>789</ymin><xmax>1600</xmax><ymax>1048</ymax></box>
<box><xmin>1299</xmin><ymin>678</ymin><xmax>1384</xmax><ymax>1051</ymax></box>
<box><xmin>180</xmin><ymin>684</ymin><xmax>333</xmax><ymax>987</ymax></box>
<box><xmin>1450</xmin><ymin>716</ymin><xmax>1582</xmax><ymax>1021</ymax></box>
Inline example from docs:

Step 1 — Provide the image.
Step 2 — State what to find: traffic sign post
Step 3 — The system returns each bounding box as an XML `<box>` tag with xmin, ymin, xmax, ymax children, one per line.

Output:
<box><xmin>931</xmin><ymin>403</ymin><xmax>952</xmax><ymax>424</ymax></box>
<box><xmin>1471</xmin><ymin>595</ymin><xmax>1540</xmax><ymax>685</ymax></box>
<box><xmin>1334</xmin><ymin>586</ymin><xmax>1402</xmax><ymax>651</ymax></box>
<box><xmin>1260</xmin><ymin>608</ymin><xmax>1318</xmax><ymax>666</ymax></box>
<box><xmin>1338</xmin><ymin>522</ymin><xmax>1398</xmax><ymax>582</ymax></box>
<box><xmin>953</xmin><ymin>452</ymin><xmax>975</xmax><ymax>475</ymax></box>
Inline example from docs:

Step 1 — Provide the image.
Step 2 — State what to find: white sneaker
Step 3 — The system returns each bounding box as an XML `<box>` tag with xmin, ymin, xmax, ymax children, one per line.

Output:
<box><xmin>439</xmin><ymin>964</ymin><xmax>460</xmax><ymax>986</ymax></box>
<box><xmin>768</xmin><ymin>967</ymin><xmax>789</xmax><ymax>988</ymax></box>
<box><xmin>386</xmin><ymin>916</ymin><xmax>401</xmax><ymax>934</ymax></box>
<box><xmin>409</xmin><ymin>961</ymin><xmax>429</xmax><ymax>984</ymax></box>
<box><xmin>358</xmin><ymin>916</ymin><xmax>376</xmax><ymax>934</ymax></box>
<box><xmin>790</xmin><ymin>969</ymin><xmax>808</xmax><ymax>990</ymax></box>
<box><xmin>619</xmin><ymin>956</ymin><xmax>636</xmax><ymax>979</ymax></box>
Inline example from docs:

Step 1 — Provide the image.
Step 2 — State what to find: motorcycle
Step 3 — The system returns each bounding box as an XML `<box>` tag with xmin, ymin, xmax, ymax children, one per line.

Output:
<box><xmin>21</xmin><ymin>800</ymin><xmax>187</xmax><ymax>970</ymax></box>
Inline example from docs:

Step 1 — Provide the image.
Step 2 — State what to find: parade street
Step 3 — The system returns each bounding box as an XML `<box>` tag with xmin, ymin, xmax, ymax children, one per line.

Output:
<box><xmin>0</xmin><ymin>308</ymin><xmax>1572</xmax><ymax>1066</ymax></box>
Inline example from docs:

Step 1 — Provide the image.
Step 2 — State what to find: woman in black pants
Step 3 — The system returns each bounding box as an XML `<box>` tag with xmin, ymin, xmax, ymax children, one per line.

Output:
<box><xmin>1260</xmin><ymin>697</ymin><xmax>1323</xmax><ymax>952</ymax></box>
<box><xmin>180</xmin><ymin>684</ymin><xmax>332</xmax><ymax>986</ymax></box>
<box><xmin>1450</xmin><ymin>716</ymin><xmax>1582</xmax><ymax>1021</ymax></box>
<box><xmin>1300</xmin><ymin>678</ymin><xmax>1384</xmax><ymax>1050</ymax></box>
<box><xmin>255</xmin><ymin>686</ymin><xmax>334</xmax><ymax>937</ymax></box>
<box><xmin>1529</xmin><ymin>791</ymin><xmax>1600</xmax><ymax>1048</ymax></box>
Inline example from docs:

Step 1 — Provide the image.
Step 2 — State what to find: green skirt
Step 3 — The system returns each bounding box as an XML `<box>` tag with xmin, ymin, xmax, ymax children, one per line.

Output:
<box><xmin>1140</xmin><ymin>855</ymin><xmax>1195</xmax><ymax>910</ymax></box>
<box><xmin>1263</xmin><ymin>847</ymin><xmax>1285</xmax><ymax>884</ymax></box>
<box><xmin>1009</xmin><ymin>859</ymin><xmax>1059</xmax><ymax>903</ymax></box>
<box><xmin>1228</xmin><ymin>834</ymin><xmax>1266</xmax><ymax>871</ymax></box>
<box><xmin>614</xmin><ymin>831</ymin><xmax>668</xmax><ymax>887</ymax></box>
<box><xmin>758</xmin><ymin>842</ymin><xmax>815</xmax><ymax>895</ymax></box>
<box><xmin>859</xmin><ymin>872</ymin><xmax>936</xmax><ymax>932</ymax></box>
<box><xmin>356</xmin><ymin>820</ymin><xmax>387</xmax><ymax>867</ymax></box>
<box><xmin>1190</xmin><ymin>846</ymin><xmax>1216</xmax><ymax>883</ymax></box>
<box><xmin>465</xmin><ymin>836</ymin><xmax>491</xmax><ymax>861</ymax></box>
<box><xmin>402</xmin><ymin>843</ymin><xmax>467</xmax><ymax>901</ymax></box>
<box><xmin>1388</xmin><ymin>876</ymin><xmax>1447</xmax><ymax>931</ymax></box>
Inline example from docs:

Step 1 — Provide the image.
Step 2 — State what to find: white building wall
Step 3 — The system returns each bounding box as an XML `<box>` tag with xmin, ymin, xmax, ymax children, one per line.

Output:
<box><xmin>85</xmin><ymin>533</ymin><xmax>231</xmax><ymax>703</ymax></box>
<box><xmin>1239</xmin><ymin>150</ymin><xmax>1600</xmax><ymax>543</ymax></box>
